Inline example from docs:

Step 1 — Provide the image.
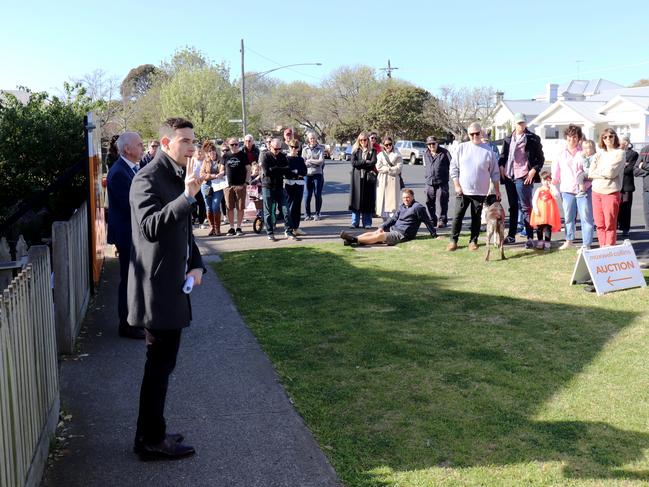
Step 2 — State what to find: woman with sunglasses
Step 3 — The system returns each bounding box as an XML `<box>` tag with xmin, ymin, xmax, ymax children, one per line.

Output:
<box><xmin>375</xmin><ymin>136</ymin><xmax>403</xmax><ymax>220</ymax></box>
<box><xmin>589</xmin><ymin>128</ymin><xmax>625</xmax><ymax>246</ymax></box>
<box><xmin>349</xmin><ymin>132</ymin><xmax>377</xmax><ymax>228</ymax></box>
<box><xmin>200</xmin><ymin>141</ymin><xmax>225</xmax><ymax>236</ymax></box>
<box><xmin>286</xmin><ymin>142</ymin><xmax>307</xmax><ymax>236</ymax></box>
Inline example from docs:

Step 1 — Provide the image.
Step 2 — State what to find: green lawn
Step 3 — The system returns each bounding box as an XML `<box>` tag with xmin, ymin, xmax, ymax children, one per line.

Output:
<box><xmin>213</xmin><ymin>238</ymin><xmax>649</xmax><ymax>487</ymax></box>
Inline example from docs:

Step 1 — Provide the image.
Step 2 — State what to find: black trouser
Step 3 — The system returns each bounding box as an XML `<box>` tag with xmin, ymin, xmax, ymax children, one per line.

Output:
<box><xmin>425</xmin><ymin>183</ymin><xmax>449</xmax><ymax>226</ymax></box>
<box><xmin>502</xmin><ymin>177</ymin><xmax>519</xmax><ymax>238</ymax></box>
<box><xmin>619</xmin><ymin>191</ymin><xmax>633</xmax><ymax>233</ymax></box>
<box><xmin>450</xmin><ymin>194</ymin><xmax>485</xmax><ymax>243</ymax></box>
<box><xmin>285</xmin><ymin>184</ymin><xmax>304</xmax><ymax>230</ymax></box>
<box><xmin>136</xmin><ymin>329</ymin><xmax>182</xmax><ymax>445</ymax></box>
<box><xmin>116</xmin><ymin>243</ymin><xmax>131</xmax><ymax>330</ymax></box>
<box><xmin>192</xmin><ymin>193</ymin><xmax>206</xmax><ymax>224</ymax></box>
<box><xmin>536</xmin><ymin>224</ymin><xmax>552</xmax><ymax>242</ymax></box>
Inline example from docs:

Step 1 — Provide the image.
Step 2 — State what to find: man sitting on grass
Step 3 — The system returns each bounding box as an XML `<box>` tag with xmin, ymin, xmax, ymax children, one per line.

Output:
<box><xmin>340</xmin><ymin>188</ymin><xmax>437</xmax><ymax>246</ymax></box>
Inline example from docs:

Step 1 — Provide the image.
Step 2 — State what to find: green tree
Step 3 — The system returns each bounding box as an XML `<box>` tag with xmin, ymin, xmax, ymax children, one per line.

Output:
<box><xmin>159</xmin><ymin>64</ymin><xmax>240</xmax><ymax>140</ymax></box>
<box><xmin>0</xmin><ymin>84</ymin><xmax>91</xmax><ymax>240</ymax></box>
<box><xmin>366</xmin><ymin>84</ymin><xmax>438</xmax><ymax>139</ymax></box>
<box><xmin>120</xmin><ymin>64</ymin><xmax>159</xmax><ymax>100</ymax></box>
<box><xmin>321</xmin><ymin>65</ymin><xmax>384</xmax><ymax>142</ymax></box>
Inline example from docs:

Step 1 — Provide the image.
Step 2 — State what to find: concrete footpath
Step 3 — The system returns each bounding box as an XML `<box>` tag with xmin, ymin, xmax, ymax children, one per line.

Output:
<box><xmin>41</xmin><ymin>255</ymin><xmax>340</xmax><ymax>487</ymax></box>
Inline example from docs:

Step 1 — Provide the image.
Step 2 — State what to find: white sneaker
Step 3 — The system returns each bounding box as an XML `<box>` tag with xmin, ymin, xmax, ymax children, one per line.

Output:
<box><xmin>294</xmin><ymin>228</ymin><xmax>307</xmax><ymax>236</ymax></box>
<box><xmin>559</xmin><ymin>241</ymin><xmax>573</xmax><ymax>250</ymax></box>
<box><xmin>313</xmin><ymin>214</ymin><xmax>321</xmax><ymax>221</ymax></box>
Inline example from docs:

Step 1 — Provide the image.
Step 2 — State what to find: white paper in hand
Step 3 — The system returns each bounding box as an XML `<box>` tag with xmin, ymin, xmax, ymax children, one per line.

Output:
<box><xmin>182</xmin><ymin>275</ymin><xmax>195</xmax><ymax>294</ymax></box>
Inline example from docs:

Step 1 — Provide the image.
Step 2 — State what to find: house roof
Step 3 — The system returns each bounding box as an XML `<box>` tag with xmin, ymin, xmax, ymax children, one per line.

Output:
<box><xmin>587</xmin><ymin>86</ymin><xmax>649</xmax><ymax>102</ymax></box>
<box><xmin>531</xmin><ymin>101</ymin><xmax>608</xmax><ymax>126</ymax></box>
<box><xmin>533</xmin><ymin>78</ymin><xmax>624</xmax><ymax>100</ymax></box>
<box><xmin>502</xmin><ymin>100</ymin><xmax>550</xmax><ymax>117</ymax></box>
<box><xmin>598</xmin><ymin>94</ymin><xmax>649</xmax><ymax>113</ymax></box>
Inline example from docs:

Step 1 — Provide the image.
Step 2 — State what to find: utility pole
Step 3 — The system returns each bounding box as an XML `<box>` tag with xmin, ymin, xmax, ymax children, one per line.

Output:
<box><xmin>380</xmin><ymin>59</ymin><xmax>399</xmax><ymax>79</ymax></box>
<box><xmin>240</xmin><ymin>39</ymin><xmax>247</xmax><ymax>137</ymax></box>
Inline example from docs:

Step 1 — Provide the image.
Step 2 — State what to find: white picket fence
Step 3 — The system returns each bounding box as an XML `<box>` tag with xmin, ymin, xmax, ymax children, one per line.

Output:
<box><xmin>52</xmin><ymin>202</ymin><xmax>90</xmax><ymax>354</ymax></box>
<box><xmin>0</xmin><ymin>246</ymin><xmax>59</xmax><ymax>487</ymax></box>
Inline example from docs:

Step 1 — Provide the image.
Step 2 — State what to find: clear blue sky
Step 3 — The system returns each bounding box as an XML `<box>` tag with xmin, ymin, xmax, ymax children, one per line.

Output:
<box><xmin>3</xmin><ymin>0</ymin><xmax>648</xmax><ymax>100</ymax></box>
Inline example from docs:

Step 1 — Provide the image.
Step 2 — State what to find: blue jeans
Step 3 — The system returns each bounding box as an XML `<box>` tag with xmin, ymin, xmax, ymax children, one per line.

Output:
<box><xmin>562</xmin><ymin>190</ymin><xmax>594</xmax><ymax>246</ymax></box>
<box><xmin>201</xmin><ymin>183</ymin><xmax>223</xmax><ymax>215</ymax></box>
<box><xmin>305</xmin><ymin>174</ymin><xmax>324</xmax><ymax>217</ymax></box>
<box><xmin>351</xmin><ymin>211</ymin><xmax>372</xmax><ymax>228</ymax></box>
<box><xmin>262</xmin><ymin>187</ymin><xmax>292</xmax><ymax>234</ymax></box>
<box><xmin>514</xmin><ymin>178</ymin><xmax>534</xmax><ymax>237</ymax></box>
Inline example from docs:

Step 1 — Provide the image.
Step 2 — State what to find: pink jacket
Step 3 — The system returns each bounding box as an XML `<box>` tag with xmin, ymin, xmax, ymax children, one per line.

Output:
<box><xmin>552</xmin><ymin>148</ymin><xmax>586</xmax><ymax>194</ymax></box>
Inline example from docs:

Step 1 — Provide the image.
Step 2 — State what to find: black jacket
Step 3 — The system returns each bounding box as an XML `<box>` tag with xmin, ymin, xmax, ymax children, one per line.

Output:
<box><xmin>127</xmin><ymin>152</ymin><xmax>205</xmax><ymax>330</ymax></box>
<box><xmin>423</xmin><ymin>147</ymin><xmax>451</xmax><ymax>185</ymax></box>
<box><xmin>242</xmin><ymin>145</ymin><xmax>260</xmax><ymax>164</ymax></box>
<box><xmin>498</xmin><ymin>129</ymin><xmax>545</xmax><ymax>183</ymax></box>
<box><xmin>622</xmin><ymin>148</ymin><xmax>638</xmax><ymax>193</ymax></box>
<box><xmin>634</xmin><ymin>144</ymin><xmax>649</xmax><ymax>191</ymax></box>
<box><xmin>259</xmin><ymin>150</ymin><xmax>292</xmax><ymax>189</ymax></box>
<box><xmin>349</xmin><ymin>148</ymin><xmax>377</xmax><ymax>213</ymax></box>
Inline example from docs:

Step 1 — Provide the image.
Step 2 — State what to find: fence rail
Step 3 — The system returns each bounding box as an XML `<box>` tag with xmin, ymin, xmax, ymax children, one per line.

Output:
<box><xmin>0</xmin><ymin>246</ymin><xmax>59</xmax><ymax>487</ymax></box>
<box><xmin>52</xmin><ymin>202</ymin><xmax>90</xmax><ymax>354</ymax></box>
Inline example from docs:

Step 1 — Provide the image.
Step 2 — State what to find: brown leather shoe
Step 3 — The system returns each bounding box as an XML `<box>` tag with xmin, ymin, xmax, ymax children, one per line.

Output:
<box><xmin>136</xmin><ymin>436</ymin><xmax>195</xmax><ymax>461</ymax></box>
<box><xmin>468</xmin><ymin>241</ymin><xmax>479</xmax><ymax>251</ymax></box>
<box><xmin>447</xmin><ymin>241</ymin><xmax>458</xmax><ymax>251</ymax></box>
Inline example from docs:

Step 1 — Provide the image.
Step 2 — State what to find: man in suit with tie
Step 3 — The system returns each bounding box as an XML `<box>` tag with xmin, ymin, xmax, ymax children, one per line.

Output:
<box><xmin>106</xmin><ymin>132</ymin><xmax>145</xmax><ymax>339</ymax></box>
<box><xmin>129</xmin><ymin>117</ymin><xmax>205</xmax><ymax>460</ymax></box>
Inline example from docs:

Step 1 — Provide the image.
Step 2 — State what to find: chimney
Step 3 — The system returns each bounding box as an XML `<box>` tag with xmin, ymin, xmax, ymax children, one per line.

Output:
<box><xmin>493</xmin><ymin>91</ymin><xmax>504</xmax><ymax>104</ymax></box>
<box><xmin>546</xmin><ymin>83</ymin><xmax>558</xmax><ymax>103</ymax></box>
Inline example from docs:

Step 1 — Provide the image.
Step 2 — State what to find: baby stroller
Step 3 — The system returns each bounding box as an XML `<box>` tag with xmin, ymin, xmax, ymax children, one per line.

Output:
<box><xmin>245</xmin><ymin>184</ymin><xmax>265</xmax><ymax>234</ymax></box>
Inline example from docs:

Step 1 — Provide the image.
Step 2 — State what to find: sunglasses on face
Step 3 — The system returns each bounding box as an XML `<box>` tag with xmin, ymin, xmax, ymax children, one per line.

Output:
<box><xmin>384</xmin><ymin>143</ymin><xmax>393</xmax><ymax>147</ymax></box>
<box><xmin>427</xmin><ymin>143</ymin><xmax>437</xmax><ymax>146</ymax></box>
<box><xmin>359</xmin><ymin>138</ymin><xmax>368</xmax><ymax>141</ymax></box>
<box><xmin>602</xmin><ymin>135</ymin><xmax>615</xmax><ymax>140</ymax></box>
<box><xmin>469</xmin><ymin>132</ymin><xmax>481</xmax><ymax>137</ymax></box>
<box><xmin>229</xmin><ymin>143</ymin><xmax>239</xmax><ymax>147</ymax></box>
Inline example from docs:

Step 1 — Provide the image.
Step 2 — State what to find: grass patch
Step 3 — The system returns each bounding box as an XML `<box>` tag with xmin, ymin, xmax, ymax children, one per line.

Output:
<box><xmin>214</xmin><ymin>238</ymin><xmax>649</xmax><ymax>486</ymax></box>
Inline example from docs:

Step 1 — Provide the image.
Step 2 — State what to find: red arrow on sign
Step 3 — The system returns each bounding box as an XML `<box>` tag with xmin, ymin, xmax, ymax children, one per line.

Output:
<box><xmin>607</xmin><ymin>275</ymin><xmax>632</xmax><ymax>286</ymax></box>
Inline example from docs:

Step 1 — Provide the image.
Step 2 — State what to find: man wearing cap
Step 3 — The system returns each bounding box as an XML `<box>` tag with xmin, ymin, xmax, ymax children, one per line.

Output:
<box><xmin>282</xmin><ymin>127</ymin><xmax>298</xmax><ymax>154</ymax></box>
<box><xmin>498</xmin><ymin>112</ymin><xmax>545</xmax><ymax>248</ymax></box>
<box><xmin>423</xmin><ymin>136</ymin><xmax>451</xmax><ymax>228</ymax></box>
<box><xmin>447</xmin><ymin>122</ymin><xmax>500</xmax><ymax>251</ymax></box>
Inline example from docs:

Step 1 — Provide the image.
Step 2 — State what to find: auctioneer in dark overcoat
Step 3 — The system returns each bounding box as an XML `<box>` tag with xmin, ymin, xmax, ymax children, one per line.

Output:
<box><xmin>127</xmin><ymin>151</ymin><xmax>205</xmax><ymax>330</ymax></box>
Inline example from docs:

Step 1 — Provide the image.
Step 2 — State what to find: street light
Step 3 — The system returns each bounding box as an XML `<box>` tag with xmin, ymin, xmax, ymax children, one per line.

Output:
<box><xmin>240</xmin><ymin>39</ymin><xmax>322</xmax><ymax>137</ymax></box>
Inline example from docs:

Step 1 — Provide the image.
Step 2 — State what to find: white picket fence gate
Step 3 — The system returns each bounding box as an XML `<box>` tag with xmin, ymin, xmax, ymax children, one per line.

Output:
<box><xmin>0</xmin><ymin>246</ymin><xmax>59</xmax><ymax>487</ymax></box>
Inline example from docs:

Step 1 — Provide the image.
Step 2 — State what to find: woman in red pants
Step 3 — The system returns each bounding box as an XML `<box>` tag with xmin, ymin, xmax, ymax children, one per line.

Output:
<box><xmin>589</xmin><ymin>129</ymin><xmax>625</xmax><ymax>247</ymax></box>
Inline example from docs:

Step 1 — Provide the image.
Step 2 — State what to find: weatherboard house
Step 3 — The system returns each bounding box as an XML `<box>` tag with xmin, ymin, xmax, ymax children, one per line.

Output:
<box><xmin>491</xmin><ymin>79</ymin><xmax>649</xmax><ymax>160</ymax></box>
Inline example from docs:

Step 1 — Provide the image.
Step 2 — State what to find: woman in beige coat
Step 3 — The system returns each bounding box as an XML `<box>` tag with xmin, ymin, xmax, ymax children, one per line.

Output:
<box><xmin>376</xmin><ymin>137</ymin><xmax>403</xmax><ymax>219</ymax></box>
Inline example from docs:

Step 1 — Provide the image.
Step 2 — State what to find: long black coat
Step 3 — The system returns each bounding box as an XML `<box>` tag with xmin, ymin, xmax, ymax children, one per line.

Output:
<box><xmin>622</xmin><ymin>148</ymin><xmax>638</xmax><ymax>192</ymax></box>
<box><xmin>349</xmin><ymin>148</ymin><xmax>377</xmax><ymax>213</ymax></box>
<box><xmin>127</xmin><ymin>152</ymin><xmax>205</xmax><ymax>330</ymax></box>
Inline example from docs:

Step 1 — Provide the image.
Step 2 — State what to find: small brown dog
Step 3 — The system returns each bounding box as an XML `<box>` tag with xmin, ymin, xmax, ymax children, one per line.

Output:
<box><xmin>484</xmin><ymin>201</ymin><xmax>506</xmax><ymax>261</ymax></box>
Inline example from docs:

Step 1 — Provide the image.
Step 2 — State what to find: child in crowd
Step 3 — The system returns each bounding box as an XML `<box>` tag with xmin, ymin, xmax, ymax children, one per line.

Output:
<box><xmin>576</xmin><ymin>139</ymin><xmax>596</xmax><ymax>197</ymax></box>
<box><xmin>249</xmin><ymin>161</ymin><xmax>261</xmax><ymax>187</ymax></box>
<box><xmin>530</xmin><ymin>170</ymin><xmax>562</xmax><ymax>250</ymax></box>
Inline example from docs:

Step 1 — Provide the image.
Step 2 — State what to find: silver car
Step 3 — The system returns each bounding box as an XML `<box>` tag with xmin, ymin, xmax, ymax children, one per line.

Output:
<box><xmin>394</xmin><ymin>140</ymin><xmax>427</xmax><ymax>165</ymax></box>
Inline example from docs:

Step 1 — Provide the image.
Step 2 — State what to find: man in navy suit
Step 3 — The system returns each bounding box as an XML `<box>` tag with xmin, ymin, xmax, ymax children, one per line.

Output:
<box><xmin>107</xmin><ymin>132</ymin><xmax>146</xmax><ymax>339</ymax></box>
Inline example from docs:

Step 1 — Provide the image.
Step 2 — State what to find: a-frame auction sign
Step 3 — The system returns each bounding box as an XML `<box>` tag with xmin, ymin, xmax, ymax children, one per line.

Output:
<box><xmin>571</xmin><ymin>241</ymin><xmax>646</xmax><ymax>296</ymax></box>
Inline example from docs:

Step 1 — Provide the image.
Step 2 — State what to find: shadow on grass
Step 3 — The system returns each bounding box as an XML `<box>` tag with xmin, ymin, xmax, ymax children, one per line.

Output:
<box><xmin>215</xmin><ymin>246</ymin><xmax>646</xmax><ymax>486</ymax></box>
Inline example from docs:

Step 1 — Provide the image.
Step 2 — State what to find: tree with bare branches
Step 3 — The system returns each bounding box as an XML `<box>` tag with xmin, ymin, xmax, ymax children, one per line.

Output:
<box><xmin>428</xmin><ymin>86</ymin><xmax>497</xmax><ymax>142</ymax></box>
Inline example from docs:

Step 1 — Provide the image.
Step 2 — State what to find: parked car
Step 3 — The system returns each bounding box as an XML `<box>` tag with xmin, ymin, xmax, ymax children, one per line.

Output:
<box><xmin>330</xmin><ymin>146</ymin><xmax>345</xmax><ymax>161</ymax></box>
<box><xmin>394</xmin><ymin>140</ymin><xmax>427</xmax><ymax>164</ymax></box>
<box><xmin>324</xmin><ymin>144</ymin><xmax>331</xmax><ymax>159</ymax></box>
<box><xmin>344</xmin><ymin>145</ymin><xmax>353</xmax><ymax>161</ymax></box>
